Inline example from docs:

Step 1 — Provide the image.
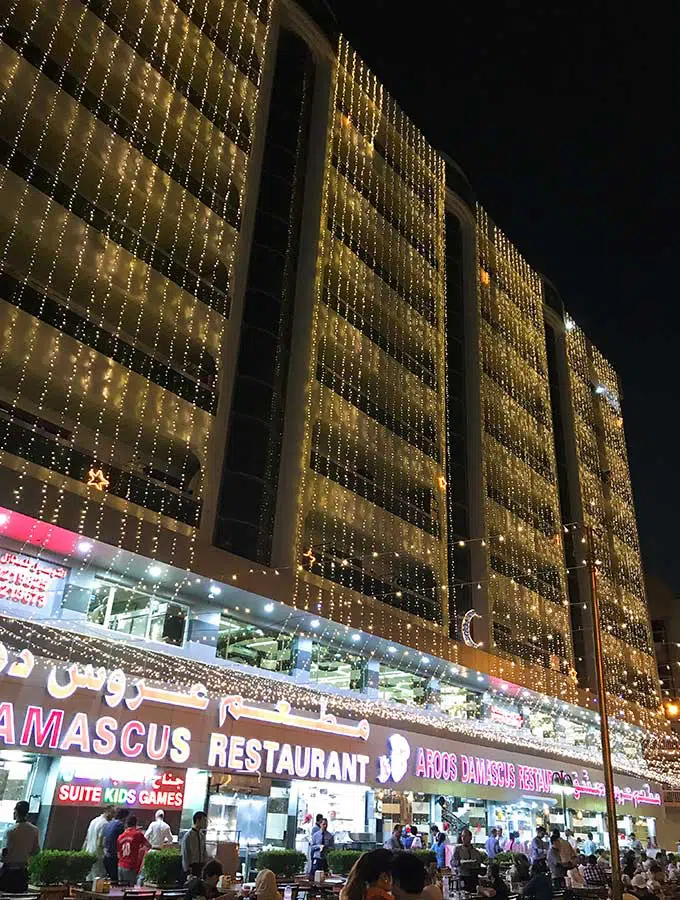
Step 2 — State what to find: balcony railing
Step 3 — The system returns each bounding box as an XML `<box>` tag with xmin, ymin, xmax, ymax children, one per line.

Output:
<box><xmin>0</xmin><ymin>412</ymin><xmax>200</xmax><ymax>527</ymax></box>
<box><xmin>310</xmin><ymin>449</ymin><xmax>440</xmax><ymax>537</ymax></box>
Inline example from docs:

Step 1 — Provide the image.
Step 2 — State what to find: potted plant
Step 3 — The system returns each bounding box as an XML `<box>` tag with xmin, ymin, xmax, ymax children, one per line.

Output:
<box><xmin>28</xmin><ymin>849</ymin><xmax>95</xmax><ymax>900</ymax></box>
<box><xmin>327</xmin><ymin>849</ymin><xmax>363</xmax><ymax>875</ymax></box>
<box><xmin>255</xmin><ymin>849</ymin><xmax>306</xmax><ymax>879</ymax></box>
<box><xmin>142</xmin><ymin>849</ymin><xmax>184</xmax><ymax>887</ymax></box>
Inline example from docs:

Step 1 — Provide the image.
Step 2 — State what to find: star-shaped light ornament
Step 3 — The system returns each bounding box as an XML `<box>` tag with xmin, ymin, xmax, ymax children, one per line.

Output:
<box><xmin>86</xmin><ymin>468</ymin><xmax>109</xmax><ymax>492</ymax></box>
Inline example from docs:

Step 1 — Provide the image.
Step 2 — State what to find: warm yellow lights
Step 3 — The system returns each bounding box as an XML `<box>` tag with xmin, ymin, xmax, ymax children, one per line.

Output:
<box><xmin>293</xmin><ymin>38</ymin><xmax>449</xmax><ymax>640</ymax></box>
<box><xmin>565</xmin><ymin>320</ymin><xmax>660</xmax><ymax>727</ymax></box>
<box><xmin>477</xmin><ymin>207</ymin><xmax>572</xmax><ymax>680</ymax></box>
<box><xmin>86</xmin><ymin>468</ymin><xmax>110</xmax><ymax>492</ymax></box>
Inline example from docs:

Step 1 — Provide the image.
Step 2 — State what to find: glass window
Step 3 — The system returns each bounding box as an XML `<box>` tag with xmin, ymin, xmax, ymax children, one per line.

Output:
<box><xmin>310</xmin><ymin>645</ymin><xmax>364</xmax><ymax>691</ymax></box>
<box><xmin>378</xmin><ymin>665</ymin><xmax>427</xmax><ymax>705</ymax></box>
<box><xmin>217</xmin><ymin>614</ymin><xmax>292</xmax><ymax>672</ymax></box>
<box><xmin>86</xmin><ymin>583</ymin><xmax>187</xmax><ymax>647</ymax></box>
<box><xmin>0</xmin><ymin>753</ymin><xmax>37</xmax><ymax>847</ymax></box>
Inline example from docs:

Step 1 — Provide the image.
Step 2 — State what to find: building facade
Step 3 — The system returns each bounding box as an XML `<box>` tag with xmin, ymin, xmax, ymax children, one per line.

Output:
<box><xmin>0</xmin><ymin>0</ymin><xmax>673</xmax><ymax>851</ymax></box>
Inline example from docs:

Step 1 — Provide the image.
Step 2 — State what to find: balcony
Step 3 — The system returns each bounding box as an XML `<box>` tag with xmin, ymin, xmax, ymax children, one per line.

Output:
<box><xmin>310</xmin><ymin>449</ymin><xmax>441</xmax><ymax>538</ymax></box>
<box><xmin>0</xmin><ymin>147</ymin><xmax>232</xmax><ymax>316</ymax></box>
<box><xmin>302</xmin><ymin>508</ymin><xmax>443</xmax><ymax>624</ymax></box>
<box><xmin>0</xmin><ymin>272</ymin><xmax>217</xmax><ymax>414</ymax></box>
<box><xmin>0</xmin><ymin>303</ymin><xmax>212</xmax><ymax>457</ymax></box>
<box><xmin>328</xmin><ymin>212</ymin><xmax>438</xmax><ymax>326</ymax></box>
<box><xmin>331</xmin><ymin>150</ymin><xmax>438</xmax><ymax>269</ymax></box>
<box><xmin>0</xmin><ymin>408</ymin><xmax>200</xmax><ymax>526</ymax></box>
<box><xmin>316</xmin><ymin>362</ymin><xmax>440</xmax><ymax>462</ymax></box>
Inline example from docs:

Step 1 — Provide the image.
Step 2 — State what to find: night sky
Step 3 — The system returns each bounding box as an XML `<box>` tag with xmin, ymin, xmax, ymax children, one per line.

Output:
<box><xmin>334</xmin><ymin>1</ymin><xmax>678</xmax><ymax>592</ymax></box>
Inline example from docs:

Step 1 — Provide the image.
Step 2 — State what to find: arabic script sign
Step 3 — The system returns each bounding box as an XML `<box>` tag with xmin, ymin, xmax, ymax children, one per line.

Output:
<box><xmin>0</xmin><ymin>551</ymin><xmax>67</xmax><ymax>613</ymax></box>
<box><xmin>408</xmin><ymin>737</ymin><xmax>662</xmax><ymax>807</ymax></box>
<box><xmin>55</xmin><ymin>770</ymin><xmax>185</xmax><ymax>809</ymax></box>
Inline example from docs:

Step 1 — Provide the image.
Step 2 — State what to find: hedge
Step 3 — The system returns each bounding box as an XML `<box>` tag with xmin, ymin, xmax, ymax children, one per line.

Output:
<box><xmin>256</xmin><ymin>849</ymin><xmax>306</xmax><ymax>878</ymax></box>
<box><xmin>142</xmin><ymin>849</ymin><xmax>184</xmax><ymax>886</ymax></box>
<box><xmin>28</xmin><ymin>850</ymin><xmax>95</xmax><ymax>886</ymax></box>
<box><xmin>327</xmin><ymin>850</ymin><xmax>362</xmax><ymax>875</ymax></box>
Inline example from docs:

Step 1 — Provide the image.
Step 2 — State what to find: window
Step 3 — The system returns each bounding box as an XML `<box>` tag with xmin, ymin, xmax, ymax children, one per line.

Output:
<box><xmin>87</xmin><ymin>583</ymin><xmax>188</xmax><ymax>647</ymax></box>
<box><xmin>216</xmin><ymin>614</ymin><xmax>292</xmax><ymax>672</ymax></box>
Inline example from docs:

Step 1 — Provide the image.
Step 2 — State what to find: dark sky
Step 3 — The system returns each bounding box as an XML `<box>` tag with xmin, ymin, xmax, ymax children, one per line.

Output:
<box><xmin>334</xmin><ymin>0</ymin><xmax>679</xmax><ymax>592</ymax></box>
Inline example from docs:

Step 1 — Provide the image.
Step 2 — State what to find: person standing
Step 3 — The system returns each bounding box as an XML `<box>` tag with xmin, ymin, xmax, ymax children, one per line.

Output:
<box><xmin>384</xmin><ymin>825</ymin><xmax>403</xmax><ymax>852</ymax></box>
<box><xmin>181</xmin><ymin>811</ymin><xmax>209</xmax><ymax>880</ymax></box>
<box><xmin>311</xmin><ymin>814</ymin><xmax>324</xmax><ymax>838</ymax></box>
<box><xmin>529</xmin><ymin>826</ymin><xmax>548</xmax><ymax>864</ymax></box>
<box><xmin>485</xmin><ymin>828</ymin><xmax>500</xmax><ymax>860</ymax></box>
<box><xmin>0</xmin><ymin>800</ymin><xmax>40</xmax><ymax>893</ymax></box>
<box><xmin>83</xmin><ymin>806</ymin><xmax>114</xmax><ymax>878</ymax></box>
<box><xmin>546</xmin><ymin>833</ymin><xmax>567</xmax><ymax>887</ymax></box>
<box><xmin>145</xmin><ymin>810</ymin><xmax>173</xmax><ymax>850</ymax></box>
<box><xmin>581</xmin><ymin>832</ymin><xmax>597</xmax><ymax>857</ymax></box>
<box><xmin>306</xmin><ymin>815</ymin><xmax>324</xmax><ymax>875</ymax></box>
<box><xmin>551</xmin><ymin>829</ymin><xmax>575</xmax><ymax>867</ymax></box>
<box><xmin>410</xmin><ymin>826</ymin><xmax>423</xmax><ymax>850</ymax></box>
<box><xmin>565</xmin><ymin>829</ymin><xmax>577</xmax><ymax>851</ymax></box>
<box><xmin>103</xmin><ymin>808</ymin><xmax>129</xmax><ymax>883</ymax></box>
<box><xmin>310</xmin><ymin>818</ymin><xmax>334</xmax><ymax>878</ymax></box>
<box><xmin>117</xmin><ymin>815</ymin><xmax>150</xmax><ymax>886</ymax></box>
<box><xmin>435</xmin><ymin>833</ymin><xmax>448</xmax><ymax>869</ymax></box>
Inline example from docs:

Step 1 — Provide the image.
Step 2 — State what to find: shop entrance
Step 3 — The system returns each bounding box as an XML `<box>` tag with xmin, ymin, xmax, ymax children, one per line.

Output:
<box><xmin>0</xmin><ymin>751</ymin><xmax>40</xmax><ymax>847</ymax></box>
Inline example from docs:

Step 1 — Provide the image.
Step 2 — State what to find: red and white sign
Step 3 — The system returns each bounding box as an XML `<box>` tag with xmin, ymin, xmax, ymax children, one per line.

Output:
<box><xmin>0</xmin><ymin>551</ymin><xmax>67</xmax><ymax>609</ymax></box>
<box><xmin>55</xmin><ymin>770</ymin><xmax>185</xmax><ymax>809</ymax></box>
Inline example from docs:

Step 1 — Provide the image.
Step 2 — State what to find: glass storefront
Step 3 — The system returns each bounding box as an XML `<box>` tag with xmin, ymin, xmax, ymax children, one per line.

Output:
<box><xmin>0</xmin><ymin>751</ymin><xmax>40</xmax><ymax>847</ymax></box>
<box><xmin>87</xmin><ymin>582</ymin><xmax>188</xmax><ymax>646</ymax></box>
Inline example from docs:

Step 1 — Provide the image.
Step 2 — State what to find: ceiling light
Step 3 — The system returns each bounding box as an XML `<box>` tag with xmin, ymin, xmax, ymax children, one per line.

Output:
<box><xmin>264</xmin><ymin>603</ymin><xmax>274</xmax><ymax>613</ymax></box>
<box><xmin>147</xmin><ymin>565</ymin><xmax>162</xmax><ymax>578</ymax></box>
<box><xmin>77</xmin><ymin>540</ymin><xmax>93</xmax><ymax>554</ymax></box>
<box><xmin>310</xmin><ymin>619</ymin><xmax>320</xmax><ymax>629</ymax></box>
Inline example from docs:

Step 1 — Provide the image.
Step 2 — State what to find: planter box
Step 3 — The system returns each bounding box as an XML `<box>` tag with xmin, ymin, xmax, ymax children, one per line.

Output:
<box><xmin>29</xmin><ymin>883</ymin><xmax>71</xmax><ymax>900</ymax></box>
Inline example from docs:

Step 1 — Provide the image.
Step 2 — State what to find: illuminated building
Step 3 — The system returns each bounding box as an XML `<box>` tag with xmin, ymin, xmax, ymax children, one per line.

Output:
<box><xmin>0</xmin><ymin>0</ymin><xmax>674</xmax><ymax>849</ymax></box>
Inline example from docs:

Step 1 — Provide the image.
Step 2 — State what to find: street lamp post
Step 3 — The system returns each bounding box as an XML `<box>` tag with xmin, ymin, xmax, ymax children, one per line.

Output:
<box><xmin>586</xmin><ymin>526</ymin><xmax>622</xmax><ymax>900</ymax></box>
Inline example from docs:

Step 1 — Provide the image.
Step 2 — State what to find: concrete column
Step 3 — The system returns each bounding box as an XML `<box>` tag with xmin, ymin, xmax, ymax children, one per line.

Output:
<box><xmin>424</xmin><ymin>677</ymin><xmax>441</xmax><ymax>709</ymax></box>
<box><xmin>186</xmin><ymin>609</ymin><xmax>220</xmax><ymax>662</ymax></box>
<box><xmin>290</xmin><ymin>636</ymin><xmax>313</xmax><ymax>681</ymax></box>
<box><xmin>360</xmin><ymin>658</ymin><xmax>381</xmax><ymax>697</ymax></box>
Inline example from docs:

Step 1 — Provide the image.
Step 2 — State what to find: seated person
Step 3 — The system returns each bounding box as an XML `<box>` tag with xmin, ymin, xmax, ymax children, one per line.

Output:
<box><xmin>509</xmin><ymin>854</ymin><xmax>531</xmax><ymax>888</ymax></box>
<box><xmin>566</xmin><ymin>861</ymin><xmax>585</xmax><ymax>888</ymax></box>
<box><xmin>521</xmin><ymin>860</ymin><xmax>553</xmax><ymax>900</ymax></box>
<box><xmin>391</xmin><ymin>852</ymin><xmax>427</xmax><ymax>900</ymax></box>
<box><xmin>185</xmin><ymin>860</ymin><xmax>224</xmax><ymax>900</ymax></box>
<box><xmin>485</xmin><ymin>863</ymin><xmax>509</xmax><ymax>900</ymax></box>
<box><xmin>254</xmin><ymin>869</ymin><xmax>282</xmax><ymax>900</ymax></box>
<box><xmin>582</xmin><ymin>855</ymin><xmax>608</xmax><ymax>886</ymax></box>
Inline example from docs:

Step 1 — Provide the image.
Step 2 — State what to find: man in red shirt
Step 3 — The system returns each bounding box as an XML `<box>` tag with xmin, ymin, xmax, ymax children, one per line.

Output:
<box><xmin>117</xmin><ymin>816</ymin><xmax>150</xmax><ymax>886</ymax></box>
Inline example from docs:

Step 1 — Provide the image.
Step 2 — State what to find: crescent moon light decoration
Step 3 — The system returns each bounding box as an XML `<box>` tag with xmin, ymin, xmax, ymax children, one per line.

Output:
<box><xmin>461</xmin><ymin>608</ymin><xmax>483</xmax><ymax>648</ymax></box>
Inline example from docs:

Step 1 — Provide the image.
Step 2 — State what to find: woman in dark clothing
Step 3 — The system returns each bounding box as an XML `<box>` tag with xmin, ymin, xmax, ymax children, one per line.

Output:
<box><xmin>487</xmin><ymin>863</ymin><xmax>509</xmax><ymax>900</ymax></box>
<box><xmin>523</xmin><ymin>860</ymin><xmax>553</xmax><ymax>900</ymax></box>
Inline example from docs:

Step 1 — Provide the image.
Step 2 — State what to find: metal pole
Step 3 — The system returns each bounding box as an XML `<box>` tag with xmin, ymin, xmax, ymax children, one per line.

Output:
<box><xmin>586</xmin><ymin>525</ymin><xmax>622</xmax><ymax>900</ymax></box>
